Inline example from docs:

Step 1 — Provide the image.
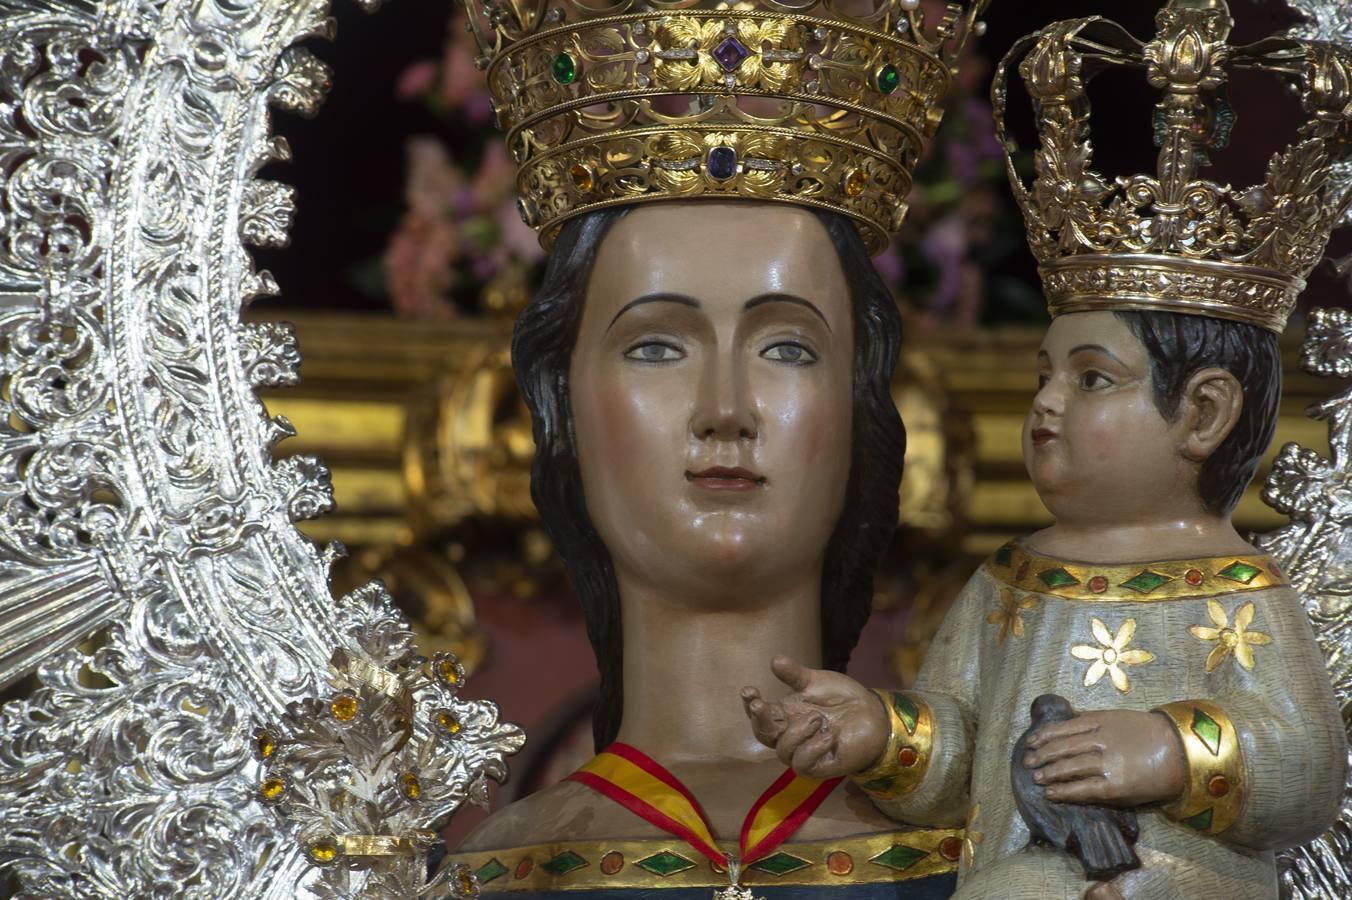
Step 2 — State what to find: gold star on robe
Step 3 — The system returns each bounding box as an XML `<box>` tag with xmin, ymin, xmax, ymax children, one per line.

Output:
<box><xmin>987</xmin><ymin>589</ymin><xmax>1039</xmax><ymax>645</ymax></box>
<box><xmin>1189</xmin><ymin>600</ymin><xmax>1273</xmax><ymax>672</ymax></box>
<box><xmin>1070</xmin><ymin>617</ymin><xmax>1155</xmax><ymax>693</ymax></box>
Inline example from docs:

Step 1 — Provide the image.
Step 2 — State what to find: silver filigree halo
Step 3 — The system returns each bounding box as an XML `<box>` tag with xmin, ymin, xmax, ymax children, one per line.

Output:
<box><xmin>0</xmin><ymin>1</ymin><xmax>521</xmax><ymax>897</ymax></box>
<box><xmin>0</xmin><ymin>0</ymin><xmax>1346</xmax><ymax>898</ymax></box>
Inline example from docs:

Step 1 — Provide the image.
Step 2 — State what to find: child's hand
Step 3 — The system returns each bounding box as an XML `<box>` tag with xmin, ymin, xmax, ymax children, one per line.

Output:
<box><xmin>1022</xmin><ymin>709</ymin><xmax>1186</xmax><ymax>807</ymax></box>
<box><xmin>741</xmin><ymin>656</ymin><xmax>890</xmax><ymax>779</ymax></box>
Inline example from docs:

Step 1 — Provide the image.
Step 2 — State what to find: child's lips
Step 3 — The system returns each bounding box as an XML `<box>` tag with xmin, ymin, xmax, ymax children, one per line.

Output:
<box><xmin>1032</xmin><ymin>428</ymin><xmax>1058</xmax><ymax>446</ymax></box>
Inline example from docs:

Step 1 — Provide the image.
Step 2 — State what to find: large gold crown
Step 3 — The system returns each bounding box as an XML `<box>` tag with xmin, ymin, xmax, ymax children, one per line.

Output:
<box><xmin>462</xmin><ymin>0</ymin><xmax>992</xmax><ymax>253</ymax></box>
<box><xmin>994</xmin><ymin>0</ymin><xmax>1352</xmax><ymax>333</ymax></box>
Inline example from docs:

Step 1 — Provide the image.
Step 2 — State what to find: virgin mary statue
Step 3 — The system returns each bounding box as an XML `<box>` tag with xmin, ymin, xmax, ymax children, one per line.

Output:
<box><xmin>444</xmin><ymin>0</ymin><xmax>993</xmax><ymax>896</ymax></box>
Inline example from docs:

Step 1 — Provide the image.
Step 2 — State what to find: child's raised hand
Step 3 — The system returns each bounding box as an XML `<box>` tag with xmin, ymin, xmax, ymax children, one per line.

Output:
<box><xmin>741</xmin><ymin>656</ymin><xmax>890</xmax><ymax>780</ymax></box>
<box><xmin>1022</xmin><ymin>708</ymin><xmax>1186</xmax><ymax>807</ymax></box>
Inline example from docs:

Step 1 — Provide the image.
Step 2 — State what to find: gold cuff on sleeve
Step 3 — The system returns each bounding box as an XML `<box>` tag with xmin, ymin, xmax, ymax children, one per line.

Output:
<box><xmin>851</xmin><ymin>690</ymin><xmax>933</xmax><ymax>800</ymax></box>
<box><xmin>1153</xmin><ymin>699</ymin><xmax>1245</xmax><ymax>835</ymax></box>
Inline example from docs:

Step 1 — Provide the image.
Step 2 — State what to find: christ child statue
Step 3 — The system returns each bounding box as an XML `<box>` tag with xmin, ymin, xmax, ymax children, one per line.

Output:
<box><xmin>743</xmin><ymin>308</ymin><xmax>1348</xmax><ymax>898</ymax></box>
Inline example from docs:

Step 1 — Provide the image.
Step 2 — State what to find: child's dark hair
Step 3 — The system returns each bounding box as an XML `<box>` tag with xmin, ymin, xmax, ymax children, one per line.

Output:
<box><xmin>1114</xmin><ymin>310</ymin><xmax>1281</xmax><ymax>516</ymax></box>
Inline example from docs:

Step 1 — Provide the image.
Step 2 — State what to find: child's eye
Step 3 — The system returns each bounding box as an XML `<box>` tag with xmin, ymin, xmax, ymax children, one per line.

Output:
<box><xmin>1080</xmin><ymin>370</ymin><xmax>1112</xmax><ymax>390</ymax></box>
<box><xmin>624</xmin><ymin>341</ymin><xmax>685</xmax><ymax>363</ymax></box>
<box><xmin>761</xmin><ymin>342</ymin><xmax>818</xmax><ymax>365</ymax></box>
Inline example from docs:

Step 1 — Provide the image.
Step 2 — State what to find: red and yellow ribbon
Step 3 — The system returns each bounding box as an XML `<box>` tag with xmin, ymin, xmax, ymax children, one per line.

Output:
<box><xmin>568</xmin><ymin>743</ymin><xmax>841</xmax><ymax>867</ymax></box>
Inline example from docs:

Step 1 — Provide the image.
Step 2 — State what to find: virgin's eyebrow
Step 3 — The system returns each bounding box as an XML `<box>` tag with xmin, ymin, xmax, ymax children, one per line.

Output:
<box><xmin>606</xmin><ymin>293</ymin><xmax>701</xmax><ymax>332</ymax></box>
<box><xmin>743</xmin><ymin>293</ymin><xmax>831</xmax><ymax>332</ymax></box>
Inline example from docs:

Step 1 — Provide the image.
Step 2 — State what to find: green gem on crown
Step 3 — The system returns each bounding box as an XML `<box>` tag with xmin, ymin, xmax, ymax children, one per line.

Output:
<box><xmin>552</xmin><ymin>52</ymin><xmax>577</xmax><ymax>85</ymax></box>
<box><xmin>876</xmin><ymin>63</ymin><xmax>900</xmax><ymax>95</ymax></box>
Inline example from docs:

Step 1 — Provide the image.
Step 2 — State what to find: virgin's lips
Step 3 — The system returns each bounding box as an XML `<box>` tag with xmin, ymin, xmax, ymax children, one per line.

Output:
<box><xmin>687</xmin><ymin>466</ymin><xmax>766</xmax><ymax>491</ymax></box>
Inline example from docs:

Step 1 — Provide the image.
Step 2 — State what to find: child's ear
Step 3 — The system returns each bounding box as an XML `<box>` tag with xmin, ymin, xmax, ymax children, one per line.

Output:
<box><xmin>1179</xmin><ymin>367</ymin><xmax>1243</xmax><ymax>463</ymax></box>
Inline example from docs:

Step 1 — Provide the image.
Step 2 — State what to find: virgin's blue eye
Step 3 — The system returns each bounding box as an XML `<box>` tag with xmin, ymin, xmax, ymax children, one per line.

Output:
<box><xmin>762</xmin><ymin>342</ymin><xmax>817</xmax><ymax>364</ymax></box>
<box><xmin>624</xmin><ymin>341</ymin><xmax>684</xmax><ymax>362</ymax></box>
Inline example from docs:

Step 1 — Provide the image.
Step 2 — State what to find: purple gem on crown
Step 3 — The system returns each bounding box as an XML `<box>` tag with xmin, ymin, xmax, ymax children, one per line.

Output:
<box><xmin>712</xmin><ymin>36</ymin><xmax>750</xmax><ymax>72</ymax></box>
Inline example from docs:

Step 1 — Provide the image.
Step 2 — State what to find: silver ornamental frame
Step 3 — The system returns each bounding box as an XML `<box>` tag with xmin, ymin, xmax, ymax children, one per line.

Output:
<box><xmin>0</xmin><ymin>0</ymin><xmax>1345</xmax><ymax>898</ymax></box>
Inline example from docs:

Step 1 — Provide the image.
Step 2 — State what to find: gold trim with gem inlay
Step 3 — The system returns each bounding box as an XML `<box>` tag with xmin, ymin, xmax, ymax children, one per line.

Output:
<box><xmin>448</xmin><ymin>828</ymin><xmax>961</xmax><ymax>892</ymax></box>
<box><xmin>1153</xmin><ymin>700</ymin><xmax>1245</xmax><ymax>836</ymax></box>
<box><xmin>986</xmin><ymin>542</ymin><xmax>1287</xmax><ymax>603</ymax></box>
<box><xmin>851</xmin><ymin>690</ymin><xmax>934</xmax><ymax>801</ymax></box>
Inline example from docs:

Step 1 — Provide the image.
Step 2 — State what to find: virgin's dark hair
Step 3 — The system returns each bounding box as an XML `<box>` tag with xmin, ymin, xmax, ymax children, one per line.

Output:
<box><xmin>513</xmin><ymin>207</ymin><xmax>906</xmax><ymax>751</ymax></box>
<box><xmin>1114</xmin><ymin>310</ymin><xmax>1281</xmax><ymax>516</ymax></box>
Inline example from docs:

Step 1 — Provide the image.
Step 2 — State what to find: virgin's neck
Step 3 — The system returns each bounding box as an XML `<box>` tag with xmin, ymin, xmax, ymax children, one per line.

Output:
<box><xmin>612</xmin><ymin>573</ymin><xmax>823</xmax><ymax>765</ymax></box>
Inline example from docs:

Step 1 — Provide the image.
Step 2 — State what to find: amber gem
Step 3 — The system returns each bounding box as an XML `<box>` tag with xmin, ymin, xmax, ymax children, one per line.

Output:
<box><xmin>401</xmin><ymin>772</ymin><xmax>423</xmax><ymax>800</ymax></box>
<box><xmin>436</xmin><ymin>657</ymin><xmax>461</xmax><ymax>686</ymax></box>
<box><xmin>330</xmin><ymin>693</ymin><xmax>359</xmax><ymax>722</ymax></box>
<box><xmin>1207</xmin><ymin>774</ymin><xmax>1230</xmax><ymax>797</ymax></box>
<box><xmin>259</xmin><ymin>776</ymin><xmax>286</xmax><ymax>802</ymax></box>
<box><xmin>897</xmin><ymin>746</ymin><xmax>919</xmax><ymax>768</ymax></box>
<box><xmin>827</xmin><ymin>851</ymin><xmax>854</xmax><ymax>875</ymax></box>
<box><xmin>458</xmin><ymin>868</ymin><xmax>477</xmax><ymax>894</ymax></box>
<box><xmin>600</xmin><ymin>851</ymin><xmax>625</xmax><ymax>875</ymax></box>
<box><xmin>844</xmin><ymin>169</ymin><xmax>867</xmax><ymax>197</ymax></box>
<box><xmin>255</xmin><ymin>730</ymin><xmax>276</xmax><ymax>759</ymax></box>
<box><xmin>569</xmin><ymin>164</ymin><xmax>594</xmax><ymax>193</ymax></box>
<box><xmin>437</xmin><ymin>710</ymin><xmax>463</xmax><ymax>734</ymax></box>
<box><xmin>308</xmin><ymin>840</ymin><xmax>339</xmax><ymax>864</ymax></box>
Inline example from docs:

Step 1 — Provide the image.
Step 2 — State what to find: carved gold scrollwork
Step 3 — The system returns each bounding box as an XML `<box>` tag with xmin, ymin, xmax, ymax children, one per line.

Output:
<box><xmin>404</xmin><ymin>340</ymin><xmax>537</xmax><ymax>532</ymax></box>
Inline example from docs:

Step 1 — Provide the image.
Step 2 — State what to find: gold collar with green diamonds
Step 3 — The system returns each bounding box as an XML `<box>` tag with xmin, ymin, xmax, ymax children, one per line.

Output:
<box><xmin>986</xmin><ymin>542</ymin><xmax>1288</xmax><ymax>602</ymax></box>
<box><xmin>449</xmin><ymin>828</ymin><xmax>961</xmax><ymax>892</ymax></box>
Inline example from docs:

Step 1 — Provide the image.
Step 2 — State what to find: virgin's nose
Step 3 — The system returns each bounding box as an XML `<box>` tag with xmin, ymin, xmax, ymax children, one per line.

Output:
<box><xmin>691</xmin><ymin>352</ymin><xmax>758</xmax><ymax>441</ymax></box>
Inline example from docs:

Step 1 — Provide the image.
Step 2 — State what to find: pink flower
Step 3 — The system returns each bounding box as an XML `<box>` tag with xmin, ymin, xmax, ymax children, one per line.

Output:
<box><xmin>471</xmin><ymin>143</ymin><xmax>517</xmax><ymax>210</ymax></box>
<box><xmin>405</xmin><ymin>137</ymin><xmax>465</xmax><ymax>219</ymax></box>
<box><xmin>384</xmin><ymin>208</ymin><xmax>460</xmax><ymax>319</ymax></box>
<box><xmin>440</xmin><ymin>22</ymin><xmax>492</xmax><ymax>123</ymax></box>
<box><xmin>395</xmin><ymin>61</ymin><xmax>438</xmax><ymax>100</ymax></box>
<box><xmin>494</xmin><ymin>199</ymin><xmax>544</xmax><ymax>265</ymax></box>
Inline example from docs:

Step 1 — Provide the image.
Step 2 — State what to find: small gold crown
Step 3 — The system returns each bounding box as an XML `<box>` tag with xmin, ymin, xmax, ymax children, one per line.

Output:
<box><xmin>994</xmin><ymin>0</ymin><xmax>1352</xmax><ymax>333</ymax></box>
<box><xmin>462</xmin><ymin>0</ymin><xmax>993</xmax><ymax>254</ymax></box>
